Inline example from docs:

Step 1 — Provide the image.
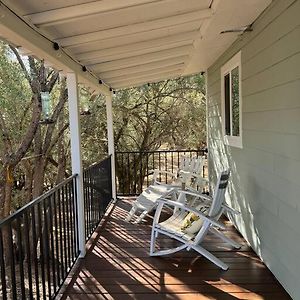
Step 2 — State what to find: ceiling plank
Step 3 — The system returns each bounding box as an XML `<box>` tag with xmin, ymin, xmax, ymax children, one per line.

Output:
<box><xmin>99</xmin><ymin>56</ymin><xmax>188</xmax><ymax>79</ymax></box>
<box><xmin>80</xmin><ymin>40</ymin><xmax>193</xmax><ymax>65</ymax></box>
<box><xmin>76</xmin><ymin>31</ymin><xmax>198</xmax><ymax>62</ymax></box>
<box><xmin>66</xmin><ymin>21</ymin><xmax>201</xmax><ymax>53</ymax></box>
<box><xmin>107</xmin><ymin>63</ymin><xmax>185</xmax><ymax>83</ymax></box>
<box><xmin>58</xmin><ymin>9</ymin><xmax>211</xmax><ymax>47</ymax></box>
<box><xmin>90</xmin><ymin>45</ymin><xmax>193</xmax><ymax>72</ymax></box>
<box><xmin>113</xmin><ymin>71</ymin><xmax>182</xmax><ymax>89</ymax></box>
<box><xmin>24</xmin><ymin>0</ymin><xmax>165</xmax><ymax>27</ymax></box>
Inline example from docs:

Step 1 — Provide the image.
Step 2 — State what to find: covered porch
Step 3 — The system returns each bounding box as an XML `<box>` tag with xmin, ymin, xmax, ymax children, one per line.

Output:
<box><xmin>59</xmin><ymin>199</ymin><xmax>290</xmax><ymax>300</ymax></box>
<box><xmin>0</xmin><ymin>0</ymin><xmax>298</xmax><ymax>299</ymax></box>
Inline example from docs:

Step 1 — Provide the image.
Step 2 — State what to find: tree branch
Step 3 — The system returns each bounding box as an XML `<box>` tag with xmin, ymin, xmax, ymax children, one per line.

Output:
<box><xmin>9</xmin><ymin>45</ymin><xmax>32</xmax><ymax>88</ymax></box>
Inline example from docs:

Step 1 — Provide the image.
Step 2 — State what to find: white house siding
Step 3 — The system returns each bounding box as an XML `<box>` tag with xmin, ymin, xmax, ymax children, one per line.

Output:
<box><xmin>206</xmin><ymin>0</ymin><xmax>300</xmax><ymax>298</ymax></box>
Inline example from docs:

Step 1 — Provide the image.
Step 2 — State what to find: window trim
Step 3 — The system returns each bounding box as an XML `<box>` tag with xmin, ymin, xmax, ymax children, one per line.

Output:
<box><xmin>221</xmin><ymin>51</ymin><xmax>243</xmax><ymax>148</ymax></box>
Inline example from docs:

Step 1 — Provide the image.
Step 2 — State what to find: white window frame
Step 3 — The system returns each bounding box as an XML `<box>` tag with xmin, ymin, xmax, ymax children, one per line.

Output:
<box><xmin>221</xmin><ymin>51</ymin><xmax>242</xmax><ymax>148</ymax></box>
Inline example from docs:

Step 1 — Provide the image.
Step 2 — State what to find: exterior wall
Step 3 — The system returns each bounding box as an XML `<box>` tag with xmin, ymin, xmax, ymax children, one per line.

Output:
<box><xmin>206</xmin><ymin>0</ymin><xmax>300</xmax><ymax>298</ymax></box>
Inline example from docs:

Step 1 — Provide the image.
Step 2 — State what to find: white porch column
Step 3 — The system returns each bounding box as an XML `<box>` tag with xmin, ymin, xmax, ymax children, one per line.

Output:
<box><xmin>105</xmin><ymin>92</ymin><xmax>117</xmax><ymax>201</ymax></box>
<box><xmin>67</xmin><ymin>72</ymin><xmax>86</xmax><ymax>258</ymax></box>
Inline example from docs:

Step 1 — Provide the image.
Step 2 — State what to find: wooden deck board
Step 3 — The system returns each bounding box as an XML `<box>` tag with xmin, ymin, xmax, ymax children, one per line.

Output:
<box><xmin>60</xmin><ymin>199</ymin><xmax>291</xmax><ymax>300</ymax></box>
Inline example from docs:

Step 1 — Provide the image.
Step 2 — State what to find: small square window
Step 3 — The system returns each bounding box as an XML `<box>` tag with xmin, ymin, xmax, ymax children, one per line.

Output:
<box><xmin>221</xmin><ymin>52</ymin><xmax>242</xmax><ymax>148</ymax></box>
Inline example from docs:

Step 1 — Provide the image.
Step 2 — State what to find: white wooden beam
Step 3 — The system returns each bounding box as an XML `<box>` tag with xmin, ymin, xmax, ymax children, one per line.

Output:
<box><xmin>77</xmin><ymin>31</ymin><xmax>197</xmax><ymax>63</ymax></box>
<box><xmin>90</xmin><ymin>45</ymin><xmax>193</xmax><ymax>73</ymax></box>
<box><xmin>107</xmin><ymin>63</ymin><xmax>185</xmax><ymax>84</ymax></box>
<box><xmin>25</xmin><ymin>0</ymin><xmax>164</xmax><ymax>27</ymax></box>
<box><xmin>66</xmin><ymin>72</ymin><xmax>86</xmax><ymax>257</ymax></box>
<box><xmin>58</xmin><ymin>9</ymin><xmax>211</xmax><ymax>47</ymax></box>
<box><xmin>0</xmin><ymin>3</ymin><xmax>110</xmax><ymax>95</ymax></box>
<box><xmin>99</xmin><ymin>56</ymin><xmax>188</xmax><ymax>79</ymax></box>
<box><xmin>112</xmin><ymin>70</ymin><xmax>182</xmax><ymax>89</ymax></box>
<box><xmin>105</xmin><ymin>92</ymin><xmax>117</xmax><ymax>201</ymax></box>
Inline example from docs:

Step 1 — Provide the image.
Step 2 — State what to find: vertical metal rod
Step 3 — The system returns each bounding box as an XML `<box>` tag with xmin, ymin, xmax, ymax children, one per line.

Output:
<box><xmin>24</xmin><ymin>211</ymin><xmax>33</xmax><ymax>299</ymax></box>
<box><xmin>171</xmin><ymin>152</ymin><xmax>174</xmax><ymax>175</ymax></box>
<box><xmin>133</xmin><ymin>153</ymin><xmax>137</xmax><ymax>195</ymax></box>
<box><xmin>42</xmin><ymin>201</ymin><xmax>51</xmax><ymax>299</ymax></box>
<box><xmin>127</xmin><ymin>153</ymin><xmax>130</xmax><ymax>195</ymax></box>
<box><xmin>31</xmin><ymin>206</ymin><xmax>40</xmax><ymax>299</ymax></box>
<box><xmin>69</xmin><ymin>182</ymin><xmax>75</xmax><ymax>259</ymax></box>
<box><xmin>37</xmin><ymin>202</ymin><xmax>46</xmax><ymax>300</ymax></box>
<box><xmin>121</xmin><ymin>153</ymin><xmax>124</xmax><ymax>194</ymax></box>
<box><xmin>57</xmin><ymin>189</ymin><xmax>64</xmax><ymax>280</ymax></box>
<box><xmin>158</xmin><ymin>152</ymin><xmax>161</xmax><ymax>182</ymax></box>
<box><xmin>139</xmin><ymin>153</ymin><xmax>143</xmax><ymax>193</ymax></box>
<box><xmin>16</xmin><ymin>217</ymin><xmax>26</xmax><ymax>298</ymax></box>
<box><xmin>0</xmin><ymin>229</ymin><xmax>7</xmax><ymax>300</ymax></box>
<box><xmin>165</xmin><ymin>151</ymin><xmax>167</xmax><ymax>184</ymax></box>
<box><xmin>61</xmin><ymin>187</ymin><xmax>68</xmax><ymax>274</ymax></box>
<box><xmin>48</xmin><ymin>196</ymin><xmax>56</xmax><ymax>293</ymax></box>
<box><xmin>73</xmin><ymin>178</ymin><xmax>80</xmax><ymax>255</ymax></box>
<box><xmin>8</xmin><ymin>223</ymin><xmax>17</xmax><ymax>300</ymax></box>
<box><xmin>52</xmin><ymin>191</ymin><xmax>61</xmax><ymax>286</ymax></box>
<box><xmin>65</xmin><ymin>185</ymin><xmax>71</xmax><ymax>266</ymax></box>
<box><xmin>146</xmin><ymin>153</ymin><xmax>149</xmax><ymax>186</ymax></box>
<box><xmin>83</xmin><ymin>171</ymin><xmax>87</xmax><ymax>240</ymax></box>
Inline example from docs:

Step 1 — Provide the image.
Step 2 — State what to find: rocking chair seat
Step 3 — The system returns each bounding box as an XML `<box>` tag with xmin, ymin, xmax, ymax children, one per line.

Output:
<box><xmin>125</xmin><ymin>156</ymin><xmax>207</xmax><ymax>223</ymax></box>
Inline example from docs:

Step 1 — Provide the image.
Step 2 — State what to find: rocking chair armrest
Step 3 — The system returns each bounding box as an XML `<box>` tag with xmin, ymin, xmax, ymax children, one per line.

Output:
<box><xmin>157</xmin><ymin>198</ymin><xmax>226</xmax><ymax>230</ymax></box>
<box><xmin>149</xmin><ymin>169</ymin><xmax>177</xmax><ymax>178</ymax></box>
<box><xmin>176</xmin><ymin>189</ymin><xmax>212</xmax><ymax>202</ymax></box>
<box><xmin>191</xmin><ymin>174</ymin><xmax>209</xmax><ymax>182</ymax></box>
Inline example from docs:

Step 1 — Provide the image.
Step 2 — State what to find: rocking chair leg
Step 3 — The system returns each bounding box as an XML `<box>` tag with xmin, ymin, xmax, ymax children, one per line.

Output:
<box><xmin>192</xmin><ymin>244</ymin><xmax>228</xmax><ymax>270</ymax></box>
<box><xmin>150</xmin><ymin>228</ymin><xmax>157</xmax><ymax>255</ymax></box>
<box><xmin>134</xmin><ymin>210</ymin><xmax>149</xmax><ymax>224</ymax></box>
<box><xmin>150</xmin><ymin>243</ymin><xmax>188</xmax><ymax>257</ymax></box>
<box><xmin>209</xmin><ymin>227</ymin><xmax>241</xmax><ymax>249</ymax></box>
<box><xmin>125</xmin><ymin>206</ymin><xmax>137</xmax><ymax>222</ymax></box>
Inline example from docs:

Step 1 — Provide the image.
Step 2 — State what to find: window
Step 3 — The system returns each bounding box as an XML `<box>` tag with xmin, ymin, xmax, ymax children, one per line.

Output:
<box><xmin>221</xmin><ymin>51</ymin><xmax>242</xmax><ymax>148</ymax></box>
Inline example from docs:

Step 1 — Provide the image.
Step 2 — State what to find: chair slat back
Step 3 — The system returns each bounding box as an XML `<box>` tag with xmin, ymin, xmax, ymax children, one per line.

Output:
<box><xmin>208</xmin><ymin>170</ymin><xmax>230</xmax><ymax>218</ymax></box>
<box><xmin>179</xmin><ymin>156</ymin><xmax>191</xmax><ymax>172</ymax></box>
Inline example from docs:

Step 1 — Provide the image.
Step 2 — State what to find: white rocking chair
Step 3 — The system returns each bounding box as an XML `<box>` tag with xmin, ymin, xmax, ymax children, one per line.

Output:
<box><xmin>150</xmin><ymin>170</ymin><xmax>240</xmax><ymax>270</ymax></box>
<box><xmin>125</xmin><ymin>156</ymin><xmax>206</xmax><ymax>224</ymax></box>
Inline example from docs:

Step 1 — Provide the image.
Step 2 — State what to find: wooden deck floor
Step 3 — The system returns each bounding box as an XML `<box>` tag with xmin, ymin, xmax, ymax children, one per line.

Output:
<box><xmin>60</xmin><ymin>199</ymin><xmax>291</xmax><ymax>300</ymax></box>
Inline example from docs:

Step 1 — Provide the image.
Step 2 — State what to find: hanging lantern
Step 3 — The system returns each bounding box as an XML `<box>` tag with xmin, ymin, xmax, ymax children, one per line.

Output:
<box><xmin>40</xmin><ymin>91</ymin><xmax>54</xmax><ymax>124</ymax></box>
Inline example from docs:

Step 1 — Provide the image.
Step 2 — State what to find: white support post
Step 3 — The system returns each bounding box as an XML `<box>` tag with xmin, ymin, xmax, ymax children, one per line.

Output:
<box><xmin>67</xmin><ymin>72</ymin><xmax>86</xmax><ymax>258</ymax></box>
<box><xmin>204</xmin><ymin>70</ymin><xmax>211</xmax><ymax>195</ymax></box>
<box><xmin>105</xmin><ymin>92</ymin><xmax>117</xmax><ymax>201</ymax></box>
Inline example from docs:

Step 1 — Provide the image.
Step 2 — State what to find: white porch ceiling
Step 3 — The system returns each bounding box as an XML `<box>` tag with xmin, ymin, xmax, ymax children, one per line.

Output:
<box><xmin>0</xmin><ymin>0</ymin><xmax>271</xmax><ymax>91</ymax></box>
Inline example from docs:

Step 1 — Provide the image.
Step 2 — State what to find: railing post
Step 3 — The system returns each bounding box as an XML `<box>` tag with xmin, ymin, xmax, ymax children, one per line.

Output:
<box><xmin>67</xmin><ymin>72</ymin><xmax>86</xmax><ymax>258</ymax></box>
<box><xmin>105</xmin><ymin>92</ymin><xmax>117</xmax><ymax>201</ymax></box>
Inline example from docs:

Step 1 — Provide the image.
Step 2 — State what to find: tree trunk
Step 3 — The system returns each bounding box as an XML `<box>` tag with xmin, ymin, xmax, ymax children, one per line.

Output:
<box><xmin>32</xmin><ymin>158</ymin><xmax>46</xmax><ymax>198</ymax></box>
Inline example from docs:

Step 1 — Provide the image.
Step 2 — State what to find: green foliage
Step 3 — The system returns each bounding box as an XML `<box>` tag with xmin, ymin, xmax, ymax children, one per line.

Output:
<box><xmin>0</xmin><ymin>43</ymin><xmax>33</xmax><ymax>155</ymax></box>
<box><xmin>113</xmin><ymin>74</ymin><xmax>206</xmax><ymax>152</ymax></box>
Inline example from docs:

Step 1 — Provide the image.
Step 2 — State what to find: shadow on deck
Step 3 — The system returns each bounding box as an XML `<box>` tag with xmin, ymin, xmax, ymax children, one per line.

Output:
<box><xmin>60</xmin><ymin>198</ymin><xmax>291</xmax><ymax>300</ymax></box>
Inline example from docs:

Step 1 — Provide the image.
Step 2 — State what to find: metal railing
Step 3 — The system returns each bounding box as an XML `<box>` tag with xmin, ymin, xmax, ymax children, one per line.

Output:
<box><xmin>83</xmin><ymin>156</ymin><xmax>113</xmax><ymax>241</ymax></box>
<box><xmin>115</xmin><ymin>149</ymin><xmax>207</xmax><ymax>196</ymax></box>
<box><xmin>0</xmin><ymin>175</ymin><xmax>79</xmax><ymax>300</ymax></box>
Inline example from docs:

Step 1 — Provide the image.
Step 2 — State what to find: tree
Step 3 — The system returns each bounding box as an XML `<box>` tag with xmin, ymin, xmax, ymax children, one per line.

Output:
<box><xmin>112</xmin><ymin>75</ymin><xmax>206</xmax><ymax>193</ymax></box>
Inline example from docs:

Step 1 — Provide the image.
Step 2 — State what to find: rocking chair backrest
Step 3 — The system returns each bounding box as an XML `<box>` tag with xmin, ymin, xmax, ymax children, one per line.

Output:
<box><xmin>179</xmin><ymin>156</ymin><xmax>204</xmax><ymax>174</ymax></box>
<box><xmin>192</xmin><ymin>156</ymin><xmax>205</xmax><ymax>176</ymax></box>
<box><xmin>179</xmin><ymin>156</ymin><xmax>191</xmax><ymax>172</ymax></box>
<box><xmin>208</xmin><ymin>170</ymin><xmax>230</xmax><ymax>218</ymax></box>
